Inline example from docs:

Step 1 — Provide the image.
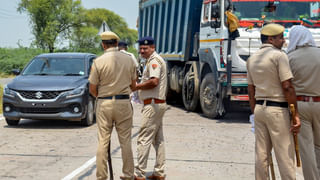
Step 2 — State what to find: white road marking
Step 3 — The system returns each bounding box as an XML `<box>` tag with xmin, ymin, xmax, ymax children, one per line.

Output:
<box><xmin>61</xmin><ymin>156</ymin><xmax>96</xmax><ymax>180</ymax></box>
<box><xmin>61</xmin><ymin>130</ymin><xmax>139</xmax><ymax>179</ymax></box>
<box><xmin>296</xmin><ymin>172</ymin><xmax>304</xmax><ymax>180</ymax></box>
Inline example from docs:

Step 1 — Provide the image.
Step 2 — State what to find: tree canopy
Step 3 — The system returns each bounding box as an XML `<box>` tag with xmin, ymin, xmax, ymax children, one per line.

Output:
<box><xmin>18</xmin><ymin>1</ymin><xmax>138</xmax><ymax>53</ymax></box>
<box><xmin>84</xmin><ymin>8</ymin><xmax>137</xmax><ymax>46</ymax></box>
<box><xmin>18</xmin><ymin>0</ymin><xmax>83</xmax><ymax>52</ymax></box>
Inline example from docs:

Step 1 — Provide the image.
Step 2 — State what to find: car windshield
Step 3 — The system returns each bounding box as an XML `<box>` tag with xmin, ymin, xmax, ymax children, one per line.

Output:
<box><xmin>22</xmin><ymin>57</ymin><xmax>85</xmax><ymax>76</ymax></box>
<box><xmin>233</xmin><ymin>0</ymin><xmax>320</xmax><ymax>28</ymax></box>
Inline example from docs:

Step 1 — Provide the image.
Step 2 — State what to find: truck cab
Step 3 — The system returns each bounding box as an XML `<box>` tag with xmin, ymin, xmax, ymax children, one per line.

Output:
<box><xmin>197</xmin><ymin>0</ymin><xmax>320</xmax><ymax>117</ymax></box>
<box><xmin>138</xmin><ymin>0</ymin><xmax>320</xmax><ymax>119</ymax></box>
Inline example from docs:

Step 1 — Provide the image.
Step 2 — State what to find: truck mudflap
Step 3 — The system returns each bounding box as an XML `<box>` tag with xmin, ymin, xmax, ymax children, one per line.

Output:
<box><xmin>221</xmin><ymin>72</ymin><xmax>249</xmax><ymax>101</ymax></box>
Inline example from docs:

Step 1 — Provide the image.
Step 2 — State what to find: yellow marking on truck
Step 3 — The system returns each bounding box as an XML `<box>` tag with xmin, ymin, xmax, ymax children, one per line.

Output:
<box><xmin>199</xmin><ymin>39</ymin><xmax>223</xmax><ymax>43</ymax></box>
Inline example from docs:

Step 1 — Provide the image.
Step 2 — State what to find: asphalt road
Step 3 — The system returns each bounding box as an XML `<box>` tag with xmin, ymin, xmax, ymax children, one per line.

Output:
<box><xmin>0</xmin><ymin>102</ymin><xmax>304</xmax><ymax>180</ymax></box>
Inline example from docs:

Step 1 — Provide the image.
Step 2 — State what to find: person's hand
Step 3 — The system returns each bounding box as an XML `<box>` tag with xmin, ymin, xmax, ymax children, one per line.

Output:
<box><xmin>290</xmin><ymin>115</ymin><xmax>301</xmax><ymax>135</ymax></box>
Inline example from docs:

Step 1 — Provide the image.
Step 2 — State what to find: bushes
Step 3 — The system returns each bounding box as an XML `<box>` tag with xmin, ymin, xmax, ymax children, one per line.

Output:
<box><xmin>0</xmin><ymin>48</ymin><xmax>44</xmax><ymax>74</ymax></box>
<box><xmin>0</xmin><ymin>47</ymin><xmax>138</xmax><ymax>76</ymax></box>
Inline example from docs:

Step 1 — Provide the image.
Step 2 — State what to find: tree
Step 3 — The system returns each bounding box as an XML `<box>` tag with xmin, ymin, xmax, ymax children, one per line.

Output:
<box><xmin>69</xmin><ymin>8</ymin><xmax>138</xmax><ymax>54</ymax></box>
<box><xmin>18</xmin><ymin>0</ymin><xmax>83</xmax><ymax>52</ymax></box>
<box><xmin>69</xmin><ymin>26</ymin><xmax>100</xmax><ymax>53</ymax></box>
<box><xmin>81</xmin><ymin>8</ymin><xmax>137</xmax><ymax>46</ymax></box>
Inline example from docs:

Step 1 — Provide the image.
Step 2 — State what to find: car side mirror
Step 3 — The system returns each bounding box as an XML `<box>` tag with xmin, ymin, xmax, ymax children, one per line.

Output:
<box><xmin>12</xmin><ymin>69</ymin><xmax>20</xmax><ymax>75</ymax></box>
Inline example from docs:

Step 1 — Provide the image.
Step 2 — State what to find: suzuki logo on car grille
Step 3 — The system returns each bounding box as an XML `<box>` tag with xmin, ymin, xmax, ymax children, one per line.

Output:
<box><xmin>35</xmin><ymin>91</ymin><xmax>43</xmax><ymax>99</ymax></box>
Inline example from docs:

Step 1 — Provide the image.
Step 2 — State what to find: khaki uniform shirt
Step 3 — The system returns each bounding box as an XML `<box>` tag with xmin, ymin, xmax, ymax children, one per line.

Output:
<box><xmin>288</xmin><ymin>46</ymin><xmax>320</xmax><ymax>96</ymax></box>
<box><xmin>139</xmin><ymin>51</ymin><xmax>167</xmax><ymax>101</ymax></box>
<box><xmin>247</xmin><ymin>44</ymin><xmax>293</xmax><ymax>102</ymax></box>
<box><xmin>89</xmin><ymin>47</ymin><xmax>137</xmax><ymax>98</ymax></box>
<box><xmin>120</xmin><ymin>49</ymin><xmax>139</xmax><ymax>68</ymax></box>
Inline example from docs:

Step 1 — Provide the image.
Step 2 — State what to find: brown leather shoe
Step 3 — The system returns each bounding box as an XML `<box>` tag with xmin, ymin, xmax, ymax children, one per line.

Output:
<box><xmin>134</xmin><ymin>175</ymin><xmax>146</xmax><ymax>180</ymax></box>
<box><xmin>147</xmin><ymin>174</ymin><xmax>165</xmax><ymax>180</ymax></box>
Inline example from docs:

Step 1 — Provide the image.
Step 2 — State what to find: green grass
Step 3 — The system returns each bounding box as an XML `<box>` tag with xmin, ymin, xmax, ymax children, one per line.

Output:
<box><xmin>0</xmin><ymin>84</ymin><xmax>3</xmax><ymax>114</ymax></box>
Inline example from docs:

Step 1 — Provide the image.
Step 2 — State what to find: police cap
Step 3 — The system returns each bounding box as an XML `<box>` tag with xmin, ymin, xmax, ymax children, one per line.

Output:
<box><xmin>261</xmin><ymin>23</ymin><xmax>285</xmax><ymax>36</ymax></box>
<box><xmin>138</xmin><ymin>36</ymin><xmax>154</xmax><ymax>45</ymax></box>
<box><xmin>118</xmin><ymin>41</ymin><xmax>128</xmax><ymax>47</ymax></box>
<box><xmin>100</xmin><ymin>31</ymin><xmax>120</xmax><ymax>41</ymax></box>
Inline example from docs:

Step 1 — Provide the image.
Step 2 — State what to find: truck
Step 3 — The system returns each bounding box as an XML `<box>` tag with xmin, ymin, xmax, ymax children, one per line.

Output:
<box><xmin>138</xmin><ymin>0</ymin><xmax>320</xmax><ymax>118</ymax></box>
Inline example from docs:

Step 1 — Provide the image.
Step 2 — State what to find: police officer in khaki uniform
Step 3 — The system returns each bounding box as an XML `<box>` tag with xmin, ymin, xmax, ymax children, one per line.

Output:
<box><xmin>288</xmin><ymin>25</ymin><xmax>320</xmax><ymax>180</ymax></box>
<box><xmin>247</xmin><ymin>23</ymin><xmax>301</xmax><ymax>180</ymax></box>
<box><xmin>118</xmin><ymin>41</ymin><xmax>139</xmax><ymax>68</ymax></box>
<box><xmin>133</xmin><ymin>37</ymin><xmax>167</xmax><ymax>180</ymax></box>
<box><xmin>89</xmin><ymin>31</ymin><xmax>137</xmax><ymax>180</ymax></box>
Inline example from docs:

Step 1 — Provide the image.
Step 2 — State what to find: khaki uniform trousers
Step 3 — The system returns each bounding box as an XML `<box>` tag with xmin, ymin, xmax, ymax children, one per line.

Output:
<box><xmin>298</xmin><ymin>101</ymin><xmax>320</xmax><ymax>180</ymax></box>
<box><xmin>135</xmin><ymin>103</ymin><xmax>166</xmax><ymax>178</ymax></box>
<box><xmin>96</xmin><ymin>99</ymin><xmax>134</xmax><ymax>180</ymax></box>
<box><xmin>254</xmin><ymin>103</ymin><xmax>295</xmax><ymax>180</ymax></box>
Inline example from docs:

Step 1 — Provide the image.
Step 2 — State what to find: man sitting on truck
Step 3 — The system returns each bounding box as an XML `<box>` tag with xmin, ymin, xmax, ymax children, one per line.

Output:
<box><xmin>225</xmin><ymin>6</ymin><xmax>240</xmax><ymax>39</ymax></box>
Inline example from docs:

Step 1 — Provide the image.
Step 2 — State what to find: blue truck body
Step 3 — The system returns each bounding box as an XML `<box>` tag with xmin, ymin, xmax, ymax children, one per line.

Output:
<box><xmin>139</xmin><ymin>0</ymin><xmax>202</xmax><ymax>62</ymax></box>
<box><xmin>138</xmin><ymin>0</ymin><xmax>249</xmax><ymax>118</ymax></box>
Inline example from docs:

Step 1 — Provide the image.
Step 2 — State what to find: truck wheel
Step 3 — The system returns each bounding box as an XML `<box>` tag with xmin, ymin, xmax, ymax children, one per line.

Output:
<box><xmin>81</xmin><ymin>97</ymin><xmax>94</xmax><ymax>126</ymax></box>
<box><xmin>5</xmin><ymin>118</ymin><xmax>20</xmax><ymax>126</ymax></box>
<box><xmin>182</xmin><ymin>65</ymin><xmax>199</xmax><ymax>111</ymax></box>
<box><xmin>200</xmin><ymin>73</ymin><xmax>219</xmax><ymax>118</ymax></box>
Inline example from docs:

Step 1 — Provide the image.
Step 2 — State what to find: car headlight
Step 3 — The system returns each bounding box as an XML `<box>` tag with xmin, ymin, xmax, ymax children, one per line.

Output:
<box><xmin>3</xmin><ymin>85</ymin><xmax>16</xmax><ymax>98</ymax></box>
<box><xmin>66</xmin><ymin>85</ymin><xmax>86</xmax><ymax>99</ymax></box>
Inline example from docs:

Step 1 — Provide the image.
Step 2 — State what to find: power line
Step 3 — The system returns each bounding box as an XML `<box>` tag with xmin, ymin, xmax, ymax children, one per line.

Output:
<box><xmin>0</xmin><ymin>8</ymin><xmax>26</xmax><ymax>18</ymax></box>
<box><xmin>0</xmin><ymin>8</ymin><xmax>17</xmax><ymax>13</ymax></box>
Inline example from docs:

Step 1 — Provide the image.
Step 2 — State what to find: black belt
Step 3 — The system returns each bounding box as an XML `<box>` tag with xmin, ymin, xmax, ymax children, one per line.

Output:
<box><xmin>256</xmin><ymin>100</ymin><xmax>288</xmax><ymax>108</ymax></box>
<box><xmin>98</xmin><ymin>95</ymin><xmax>129</xmax><ymax>100</ymax></box>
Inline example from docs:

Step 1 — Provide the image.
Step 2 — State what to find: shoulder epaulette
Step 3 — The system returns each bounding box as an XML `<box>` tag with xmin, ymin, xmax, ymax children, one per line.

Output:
<box><xmin>119</xmin><ymin>50</ymin><xmax>132</xmax><ymax>57</ymax></box>
<box><xmin>150</xmin><ymin>56</ymin><xmax>163</xmax><ymax>66</ymax></box>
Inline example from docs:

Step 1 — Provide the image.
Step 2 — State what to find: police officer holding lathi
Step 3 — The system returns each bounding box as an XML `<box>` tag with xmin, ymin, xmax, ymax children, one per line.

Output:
<box><xmin>89</xmin><ymin>31</ymin><xmax>137</xmax><ymax>180</ymax></box>
<box><xmin>246</xmin><ymin>23</ymin><xmax>301</xmax><ymax>180</ymax></box>
<box><xmin>133</xmin><ymin>37</ymin><xmax>167</xmax><ymax>180</ymax></box>
<box><xmin>288</xmin><ymin>25</ymin><xmax>320</xmax><ymax>180</ymax></box>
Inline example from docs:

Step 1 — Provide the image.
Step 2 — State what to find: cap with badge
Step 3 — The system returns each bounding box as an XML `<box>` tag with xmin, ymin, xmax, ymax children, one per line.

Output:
<box><xmin>137</xmin><ymin>36</ymin><xmax>155</xmax><ymax>45</ymax></box>
<box><xmin>260</xmin><ymin>23</ymin><xmax>285</xmax><ymax>36</ymax></box>
<box><xmin>100</xmin><ymin>31</ymin><xmax>120</xmax><ymax>41</ymax></box>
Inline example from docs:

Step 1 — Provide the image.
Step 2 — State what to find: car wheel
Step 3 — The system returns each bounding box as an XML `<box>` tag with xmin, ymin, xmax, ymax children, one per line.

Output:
<box><xmin>5</xmin><ymin>118</ymin><xmax>20</xmax><ymax>126</ymax></box>
<box><xmin>81</xmin><ymin>97</ymin><xmax>94</xmax><ymax>126</ymax></box>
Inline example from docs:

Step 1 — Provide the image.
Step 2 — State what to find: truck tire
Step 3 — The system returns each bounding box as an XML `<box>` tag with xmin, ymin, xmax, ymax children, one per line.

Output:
<box><xmin>182</xmin><ymin>65</ymin><xmax>199</xmax><ymax>111</ymax></box>
<box><xmin>200</xmin><ymin>73</ymin><xmax>220</xmax><ymax>118</ymax></box>
<box><xmin>5</xmin><ymin>118</ymin><xmax>20</xmax><ymax>126</ymax></box>
<box><xmin>81</xmin><ymin>97</ymin><xmax>95</xmax><ymax>126</ymax></box>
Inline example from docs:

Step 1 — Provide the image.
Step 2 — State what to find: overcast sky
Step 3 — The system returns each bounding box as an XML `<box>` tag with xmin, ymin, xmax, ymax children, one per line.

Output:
<box><xmin>0</xmin><ymin>0</ymin><xmax>139</xmax><ymax>48</ymax></box>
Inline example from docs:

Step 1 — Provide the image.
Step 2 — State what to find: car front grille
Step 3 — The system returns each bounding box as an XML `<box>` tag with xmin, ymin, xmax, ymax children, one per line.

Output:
<box><xmin>16</xmin><ymin>90</ymin><xmax>66</xmax><ymax>100</ymax></box>
<box><xmin>20</xmin><ymin>107</ymin><xmax>63</xmax><ymax>114</ymax></box>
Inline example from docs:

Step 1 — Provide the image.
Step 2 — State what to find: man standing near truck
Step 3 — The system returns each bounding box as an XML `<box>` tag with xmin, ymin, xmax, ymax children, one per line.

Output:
<box><xmin>133</xmin><ymin>36</ymin><xmax>167</xmax><ymax>180</ymax></box>
<box><xmin>288</xmin><ymin>25</ymin><xmax>320</xmax><ymax>180</ymax></box>
<box><xmin>247</xmin><ymin>23</ymin><xmax>300</xmax><ymax>180</ymax></box>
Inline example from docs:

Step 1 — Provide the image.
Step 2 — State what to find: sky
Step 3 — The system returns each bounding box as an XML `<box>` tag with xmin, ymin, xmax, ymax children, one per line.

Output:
<box><xmin>0</xmin><ymin>0</ymin><xmax>139</xmax><ymax>48</ymax></box>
